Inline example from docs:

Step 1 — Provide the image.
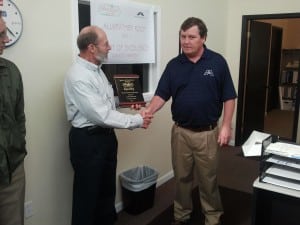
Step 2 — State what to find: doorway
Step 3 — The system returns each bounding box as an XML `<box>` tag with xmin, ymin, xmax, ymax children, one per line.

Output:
<box><xmin>235</xmin><ymin>13</ymin><xmax>300</xmax><ymax>146</ymax></box>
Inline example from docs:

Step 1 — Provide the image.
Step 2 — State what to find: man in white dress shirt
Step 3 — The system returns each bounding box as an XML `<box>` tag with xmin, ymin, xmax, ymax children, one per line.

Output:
<box><xmin>64</xmin><ymin>25</ymin><xmax>152</xmax><ymax>225</ymax></box>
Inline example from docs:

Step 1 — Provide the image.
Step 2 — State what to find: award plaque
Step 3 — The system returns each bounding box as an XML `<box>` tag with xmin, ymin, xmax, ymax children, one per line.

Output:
<box><xmin>113</xmin><ymin>74</ymin><xmax>146</xmax><ymax>107</ymax></box>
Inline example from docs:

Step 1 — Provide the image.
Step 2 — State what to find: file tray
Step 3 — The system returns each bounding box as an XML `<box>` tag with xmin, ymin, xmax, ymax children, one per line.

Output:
<box><xmin>259</xmin><ymin>135</ymin><xmax>279</xmax><ymax>182</ymax></box>
<box><xmin>259</xmin><ymin>135</ymin><xmax>300</xmax><ymax>191</ymax></box>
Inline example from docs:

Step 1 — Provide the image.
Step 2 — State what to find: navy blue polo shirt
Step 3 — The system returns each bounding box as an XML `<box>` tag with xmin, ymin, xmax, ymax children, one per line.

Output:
<box><xmin>155</xmin><ymin>47</ymin><xmax>237</xmax><ymax>127</ymax></box>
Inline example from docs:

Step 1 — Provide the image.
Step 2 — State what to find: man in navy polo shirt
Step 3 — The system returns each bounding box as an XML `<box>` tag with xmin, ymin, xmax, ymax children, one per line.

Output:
<box><xmin>145</xmin><ymin>17</ymin><xmax>237</xmax><ymax>225</ymax></box>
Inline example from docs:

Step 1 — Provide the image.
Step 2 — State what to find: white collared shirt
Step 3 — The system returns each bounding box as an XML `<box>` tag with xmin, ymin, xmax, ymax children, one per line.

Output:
<box><xmin>64</xmin><ymin>56</ymin><xmax>143</xmax><ymax>129</ymax></box>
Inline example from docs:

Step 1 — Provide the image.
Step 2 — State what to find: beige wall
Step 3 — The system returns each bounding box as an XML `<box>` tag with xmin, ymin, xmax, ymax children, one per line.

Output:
<box><xmin>3</xmin><ymin>1</ymin><xmax>74</xmax><ymax>225</ymax></box>
<box><xmin>2</xmin><ymin>0</ymin><xmax>300</xmax><ymax>225</ymax></box>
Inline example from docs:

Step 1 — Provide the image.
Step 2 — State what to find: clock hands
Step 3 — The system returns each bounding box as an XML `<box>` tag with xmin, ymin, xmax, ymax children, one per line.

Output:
<box><xmin>7</xmin><ymin>27</ymin><xmax>16</xmax><ymax>37</ymax></box>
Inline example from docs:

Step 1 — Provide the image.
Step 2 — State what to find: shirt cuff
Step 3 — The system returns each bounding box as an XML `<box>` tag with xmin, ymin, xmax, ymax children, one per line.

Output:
<box><xmin>130</xmin><ymin>114</ymin><xmax>143</xmax><ymax>129</ymax></box>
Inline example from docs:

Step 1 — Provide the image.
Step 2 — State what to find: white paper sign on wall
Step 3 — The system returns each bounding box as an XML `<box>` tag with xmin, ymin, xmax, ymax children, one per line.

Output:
<box><xmin>91</xmin><ymin>0</ymin><xmax>155</xmax><ymax>64</ymax></box>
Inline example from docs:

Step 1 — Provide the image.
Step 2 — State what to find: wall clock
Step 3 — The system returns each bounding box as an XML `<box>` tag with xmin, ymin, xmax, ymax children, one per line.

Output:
<box><xmin>1</xmin><ymin>0</ymin><xmax>23</xmax><ymax>47</ymax></box>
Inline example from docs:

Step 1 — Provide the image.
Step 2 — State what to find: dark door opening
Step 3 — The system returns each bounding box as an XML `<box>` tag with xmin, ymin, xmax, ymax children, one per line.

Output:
<box><xmin>235</xmin><ymin>13</ymin><xmax>300</xmax><ymax>146</ymax></box>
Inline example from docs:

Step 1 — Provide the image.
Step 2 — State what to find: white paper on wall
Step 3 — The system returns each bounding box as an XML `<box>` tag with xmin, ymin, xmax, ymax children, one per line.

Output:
<box><xmin>91</xmin><ymin>0</ymin><xmax>155</xmax><ymax>64</ymax></box>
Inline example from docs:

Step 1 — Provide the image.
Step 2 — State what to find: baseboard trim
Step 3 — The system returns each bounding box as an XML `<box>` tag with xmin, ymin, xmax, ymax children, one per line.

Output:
<box><xmin>115</xmin><ymin>170</ymin><xmax>174</xmax><ymax>212</ymax></box>
<box><xmin>156</xmin><ymin>170</ymin><xmax>174</xmax><ymax>187</ymax></box>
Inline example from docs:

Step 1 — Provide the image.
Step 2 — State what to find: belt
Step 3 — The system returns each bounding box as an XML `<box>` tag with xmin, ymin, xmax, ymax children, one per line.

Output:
<box><xmin>80</xmin><ymin>126</ymin><xmax>114</xmax><ymax>135</ymax></box>
<box><xmin>175</xmin><ymin>122</ymin><xmax>217</xmax><ymax>132</ymax></box>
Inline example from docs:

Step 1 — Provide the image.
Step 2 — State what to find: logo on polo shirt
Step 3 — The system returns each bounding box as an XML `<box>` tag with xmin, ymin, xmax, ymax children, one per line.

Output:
<box><xmin>203</xmin><ymin>69</ymin><xmax>214</xmax><ymax>77</ymax></box>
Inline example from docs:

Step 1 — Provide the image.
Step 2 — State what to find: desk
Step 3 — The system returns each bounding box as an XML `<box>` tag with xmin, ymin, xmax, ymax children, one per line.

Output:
<box><xmin>217</xmin><ymin>146</ymin><xmax>259</xmax><ymax>194</ymax></box>
<box><xmin>252</xmin><ymin>178</ymin><xmax>300</xmax><ymax>225</ymax></box>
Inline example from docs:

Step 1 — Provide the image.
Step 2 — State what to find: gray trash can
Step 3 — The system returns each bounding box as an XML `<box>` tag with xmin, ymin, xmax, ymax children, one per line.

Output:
<box><xmin>119</xmin><ymin>165</ymin><xmax>159</xmax><ymax>214</ymax></box>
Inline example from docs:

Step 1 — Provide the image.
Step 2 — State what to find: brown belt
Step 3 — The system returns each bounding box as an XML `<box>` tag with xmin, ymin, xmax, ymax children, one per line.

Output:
<box><xmin>176</xmin><ymin>122</ymin><xmax>217</xmax><ymax>132</ymax></box>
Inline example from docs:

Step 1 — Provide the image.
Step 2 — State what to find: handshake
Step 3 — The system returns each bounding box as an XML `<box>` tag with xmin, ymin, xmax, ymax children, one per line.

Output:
<box><xmin>131</xmin><ymin>104</ymin><xmax>153</xmax><ymax>129</ymax></box>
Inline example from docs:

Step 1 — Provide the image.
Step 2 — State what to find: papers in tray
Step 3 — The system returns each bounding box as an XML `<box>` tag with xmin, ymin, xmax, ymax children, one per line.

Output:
<box><xmin>262</xmin><ymin>174</ymin><xmax>300</xmax><ymax>191</ymax></box>
<box><xmin>265</xmin><ymin>164</ymin><xmax>300</xmax><ymax>181</ymax></box>
<box><xmin>266</xmin><ymin>155</ymin><xmax>300</xmax><ymax>170</ymax></box>
<box><xmin>260</xmin><ymin>138</ymin><xmax>300</xmax><ymax>191</ymax></box>
<box><xmin>265</xmin><ymin>142</ymin><xmax>300</xmax><ymax>159</ymax></box>
<box><xmin>242</xmin><ymin>130</ymin><xmax>270</xmax><ymax>157</ymax></box>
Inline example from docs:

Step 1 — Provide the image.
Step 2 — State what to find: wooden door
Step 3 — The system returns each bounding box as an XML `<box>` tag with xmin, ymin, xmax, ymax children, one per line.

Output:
<box><xmin>267</xmin><ymin>26</ymin><xmax>282</xmax><ymax>112</ymax></box>
<box><xmin>241</xmin><ymin>21</ymin><xmax>272</xmax><ymax>142</ymax></box>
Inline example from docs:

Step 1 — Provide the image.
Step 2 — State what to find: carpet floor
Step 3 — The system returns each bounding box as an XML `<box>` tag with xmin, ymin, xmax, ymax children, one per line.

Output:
<box><xmin>147</xmin><ymin>186</ymin><xmax>252</xmax><ymax>225</ymax></box>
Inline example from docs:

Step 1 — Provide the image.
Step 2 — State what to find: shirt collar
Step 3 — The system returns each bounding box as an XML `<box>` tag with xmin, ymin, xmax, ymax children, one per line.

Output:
<box><xmin>0</xmin><ymin>57</ymin><xmax>8</xmax><ymax>77</ymax></box>
<box><xmin>76</xmin><ymin>55</ymin><xmax>102</xmax><ymax>72</ymax></box>
<box><xmin>0</xmin><ymin>57</ymin><xmax>7</xmax><ymax>68</ymax></box>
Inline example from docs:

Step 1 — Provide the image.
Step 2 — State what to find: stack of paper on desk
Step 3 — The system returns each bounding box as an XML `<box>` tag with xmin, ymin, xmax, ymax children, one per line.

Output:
<box><xmin>242</xmin><ymin>130</ymin><xmax>270</xmax><ymax>157</ymax></box>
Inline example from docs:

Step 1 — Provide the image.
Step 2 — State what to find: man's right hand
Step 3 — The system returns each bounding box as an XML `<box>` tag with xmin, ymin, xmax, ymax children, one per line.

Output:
<box><xmin>140</xmin><ymin>109</ymin><xmax>153</xmax><ymax>129</ymax></box>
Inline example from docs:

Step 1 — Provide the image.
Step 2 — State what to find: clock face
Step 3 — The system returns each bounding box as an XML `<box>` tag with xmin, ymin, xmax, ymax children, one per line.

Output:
<box><xmin>1</xmin><ymin>0</ymin><xmax>23</xmax><ymax>47</ymax></box>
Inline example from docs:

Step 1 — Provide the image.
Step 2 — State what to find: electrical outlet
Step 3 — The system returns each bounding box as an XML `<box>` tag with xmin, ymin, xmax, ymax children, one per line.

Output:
<box><xmin>24</xmin><ymin>201</ymin><xmax>33</xmax><ymax>218</ymax></box>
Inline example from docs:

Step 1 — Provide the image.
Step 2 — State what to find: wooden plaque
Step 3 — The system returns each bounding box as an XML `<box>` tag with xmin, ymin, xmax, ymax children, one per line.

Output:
<box><xmin>113</xmin><ymin>74</ymin><xmax>146</xmax><ymax>107</ymax></box>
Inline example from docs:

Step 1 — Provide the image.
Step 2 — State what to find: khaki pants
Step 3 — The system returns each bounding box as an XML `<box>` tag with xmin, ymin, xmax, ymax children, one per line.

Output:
<box><xmin>0</xmin><ymin>162</ymin><xmax>25</xmax><ymax>225</ymax></box>
<box><xmin>171</xmin><ymin>124</ymin><xmax>223</xmax><ymax>225</ymax></box>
